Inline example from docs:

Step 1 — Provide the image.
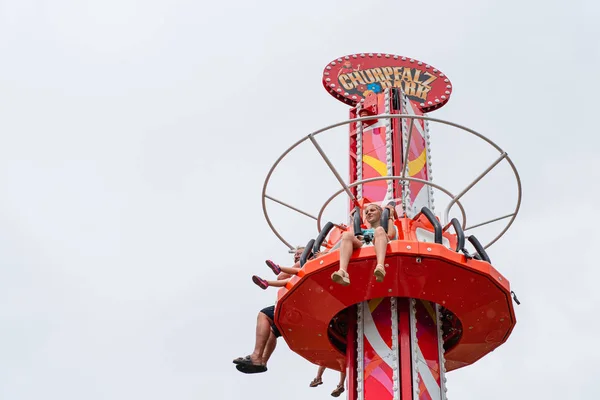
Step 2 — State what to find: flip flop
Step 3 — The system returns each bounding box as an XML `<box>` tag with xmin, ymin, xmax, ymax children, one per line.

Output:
<box><xmin>331</xmin><ymin>270</ymin><xmax>350</xmax><ymax>286</ymax></box>
<box><xmin>236</xmin><ymin>363</ymin><xmax>268</xmax><ymax>374</ymax></box>
<box><xmin>252</xmin><ymin>275</ymin><xmax>268</xmax><ymax>290</ymax></box>
<box><xmin>331</xmin><ymin>384</ymin><xmax>345</xmax><ymax>397</ymax></box>
<box><xmin>309</xmin><ymin>378</ymin><xmax>323</xmax><ymax>387</ymax></box>
<box><xmin>265</xmin><ymin>260</ymin><xmax>281</xmax><ymax>275</ymax></box>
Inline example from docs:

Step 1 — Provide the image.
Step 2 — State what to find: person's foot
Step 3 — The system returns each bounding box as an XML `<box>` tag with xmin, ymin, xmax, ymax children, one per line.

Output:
<box><xmin>233</xmin><ymin>355</ymin><xmax>267</xmax><ymax>374</ymax></box>
<box><xmin>252</xmin><ymin>275</ymin><xmax>269</xmax><ymax>290</ymax></box>
<box><xmin>331</xmin><ymin>384</ymin><xmax>345</xmax><ymax>397</ymax></box>
<box><xmin>331</xmin><ymin>270</ymin><xmax>350</xmax><ymax>286</ymax></box>
<box><xmin>233</xmin><ymin>354</ymin><xmax>263</xmax><ymax>366</ymax></box>
<box><xmin>309</xmin><ymin>377</ymin><xmax>323</xmax><ymax>387</ymax></box>
<box><xmin>265</xmin><ymin>260</ymin><xmax>281</xmax><ymax>275</ymax></box>
<box><xmin>374</xmin><ymin>264</ymin><xmax>386</xmax><ymax>282</ymax></box>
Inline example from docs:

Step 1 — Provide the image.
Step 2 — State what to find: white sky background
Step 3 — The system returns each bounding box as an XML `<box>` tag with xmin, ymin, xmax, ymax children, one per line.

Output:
<box><xmin>0</xmin><ymin>0</ymin><xmax>598</xmax><ymax>399</ymax></box>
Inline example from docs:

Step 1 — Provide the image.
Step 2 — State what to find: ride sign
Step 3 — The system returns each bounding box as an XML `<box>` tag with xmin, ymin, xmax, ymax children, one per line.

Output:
<box><xmin>322</xmin><ymin>53</ymin><xmax>452</xmax><ymax>112</ymax></box>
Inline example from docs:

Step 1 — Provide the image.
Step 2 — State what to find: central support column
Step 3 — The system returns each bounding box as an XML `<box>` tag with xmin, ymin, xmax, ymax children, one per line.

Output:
<box><xmin>350</xmin><ymin>298</ymin><xmax>446</xmax><ymax>400</ymax></box>
<box><xmin>347</xmin><ymin>88</ymin><xmax>447</xmax><ymax>400</ymax></box>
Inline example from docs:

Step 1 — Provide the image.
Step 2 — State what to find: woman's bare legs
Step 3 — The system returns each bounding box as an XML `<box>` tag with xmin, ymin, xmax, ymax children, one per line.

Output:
<box><xmin>252</xmin><ymin>276</ymin><xmax>291</xmax><ymax>290</ymax></box>
<box><xmin>310</xmin><ymin>365</ymin><xmax>326</xmax><ymax>387</ymax></box>
<box><xmin>373</xmin><ymin>226</ymin><xmax>389</xmax><ymax>282</ymax></box>
<box><xmin>373</xmin><ymin>226</ymin><xmax>389</xmax><ymax>266</ymax></box>
<box><xmin>338</xmin><ymin>371</ymin><xmax>346</xmax><ymax>387</ymax></box>
<box><xmin>316</xmin><ymin>365</ymin><xmax>326</xmax><ymax>381</ymax></box>
<box><xmin>279</xmin><ymin>265</ymin><xmax>301</xmax><ymax>275</ymax></box>
<box><xmin>331</xmin><ymin>232</ymin><xmax>363</xmax><ymax>285</ymax></box>
<box><xmin>331</xmin><ymin>370</ymin><xmax>346</xmax><ymax>397</ymax></box>
<box><xmin>338</xmin><ymin>232</ymin><xmax>363</xmax><ymax>274</ymax></box>
<box><xmin>265</xmin><ymin>279</ymin><xmax>289</xmax><ymax>287</ymax></box>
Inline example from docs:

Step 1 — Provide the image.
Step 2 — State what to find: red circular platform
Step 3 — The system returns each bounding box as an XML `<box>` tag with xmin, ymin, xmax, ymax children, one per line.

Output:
<box><xmin>275</xmin><ymin>219</ymin><xmax>516</xmax><ymax>372</ymax></box>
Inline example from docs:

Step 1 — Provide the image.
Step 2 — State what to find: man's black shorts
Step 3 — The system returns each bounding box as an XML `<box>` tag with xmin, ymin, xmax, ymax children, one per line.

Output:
<box><xmin>260</xmin><ymin>305</ymin><xmax>281</xmax><ymax>338</ymax></box>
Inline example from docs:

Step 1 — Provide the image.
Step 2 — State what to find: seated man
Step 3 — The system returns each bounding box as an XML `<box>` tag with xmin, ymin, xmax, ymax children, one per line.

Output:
<box><xmin>234</xmin><ymin>246</ymin><xmax>309</xmax><ymax>372</ymax></box>
<box><xmin>233</xmin><ymin>305</ymin><xmax>280</xmax><ymax>374</ymax></box>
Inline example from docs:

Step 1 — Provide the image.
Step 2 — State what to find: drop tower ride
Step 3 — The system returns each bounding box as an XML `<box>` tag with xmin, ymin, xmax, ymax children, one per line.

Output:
<box><xmin>261</xmin><ymin>53</ymin><xmax>522</xmax><ymax>400</ymax></box>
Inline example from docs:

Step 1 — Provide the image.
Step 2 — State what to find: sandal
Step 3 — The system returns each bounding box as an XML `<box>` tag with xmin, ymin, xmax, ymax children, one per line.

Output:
<box><xmin>331</xmin><ymin>270</ymin><xmax>350</xmax><ymax>286</ymax></box>
<box><xmin>309</xmin><ymin>377</ymin><xmax>323</xmax><ymax>387</ymax></box>
<box><xmin>331</xmin><ymin>384</ymin><xmax>345</xmax><ymax>397</ymax></box>
<box><xmin>252</xmin><ymin>275</ymin><xmax>269</xmax><ymax>290</ymax></box>
<box><xmin>265</xmin><ymin>260</ymin><xmax>282</xmax><ymax>275</ymax></box>
<box><xmin>233</xmin><ymin>355</ymin><xmax>268</xmax><ymax>374</ymax></box>
<box><xmin>236</xmin><ymin>363</ymin><xmax>268</xmax><ymax>374</ymax></box>
<box><xmin>374</xmin><ymin>264</ymin><xmax>386</xmax><ymax>282</ymax></box>
<box><xmin>233</xmin><ymin>355</ymin><xmax>251</xmax><ymax>364</ymax></box>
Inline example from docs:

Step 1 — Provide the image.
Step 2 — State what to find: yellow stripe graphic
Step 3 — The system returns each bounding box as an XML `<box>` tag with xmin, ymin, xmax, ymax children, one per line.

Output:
<box><xmin>363</xmin><ymin>149</ymin><xmax>427</xmax><ymax>178</ymax></box>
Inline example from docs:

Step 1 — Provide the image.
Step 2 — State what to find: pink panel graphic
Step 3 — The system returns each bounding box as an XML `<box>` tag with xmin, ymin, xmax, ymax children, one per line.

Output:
<box><xmin>363</xmin><ymin>298</ymin><xmax>394</xmax><ymax>400</ymax></box>
<box><xmin>402</xmin><ymin>98</ymin><xmax>430</xmax><ymax>207</ymax></box>
<box><xmin>415</xmin><ymin>300</ymin><xmax>442</xmax><ymax>400</ymax></box>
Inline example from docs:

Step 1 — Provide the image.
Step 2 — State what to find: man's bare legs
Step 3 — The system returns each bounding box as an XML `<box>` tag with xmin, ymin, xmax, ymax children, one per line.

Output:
<box><xmin>261</xmin><ymin>332</ymin><xmax>277</xmax><ymax>366</ymax></box>
<box><xmin>249</xmin><ymin>312</ymin><xmax>272</xmax><ymax>365</ymax></box>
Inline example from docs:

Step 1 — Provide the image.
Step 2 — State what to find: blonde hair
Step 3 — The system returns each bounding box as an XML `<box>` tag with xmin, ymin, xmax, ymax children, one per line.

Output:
<box><xmin>363</xmin><ymin>203</ymin><xmax>383</xmax><ymax>213</ymax></box>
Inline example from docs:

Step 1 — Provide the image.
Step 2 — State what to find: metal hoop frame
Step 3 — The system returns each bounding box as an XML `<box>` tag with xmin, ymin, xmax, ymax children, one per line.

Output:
<box><xmin>261</xmin><ymin>114</ymin><xmax>522</xmax><ymax>250</ymax></box>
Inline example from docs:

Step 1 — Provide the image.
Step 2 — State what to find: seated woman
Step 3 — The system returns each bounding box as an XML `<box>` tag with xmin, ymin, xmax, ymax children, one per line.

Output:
<box><xmin>252</xmin><ymin>247</ymin><xmax>305</xmax><ymax>290</ymax></box>
<box><xmin>331</xmin><ymin>203</ymin><xmax>396</xmax><ymax>286</ymax></box>
<box><xmin>253</xmin><ymin>245</ymin><xmax>329</xmax><ymax>289</ymax></box>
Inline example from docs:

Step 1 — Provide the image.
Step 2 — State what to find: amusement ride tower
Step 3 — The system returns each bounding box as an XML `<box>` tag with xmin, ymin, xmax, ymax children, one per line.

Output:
<box><xmin>261</xmin><ymin>53</ymin><xmax>521</xmax><ymax>400</ymax></box>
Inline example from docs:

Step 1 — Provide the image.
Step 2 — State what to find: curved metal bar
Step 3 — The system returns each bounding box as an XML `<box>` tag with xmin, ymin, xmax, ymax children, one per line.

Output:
<box><xmin>309</xmin><ymin>135</ymin><xmax>357</xmax><ymax>204</ymax></box>
<box><xmin>401</xmin><ymin>119</ymin><xmax>415</xmax><ymax>179</ymax></box>
<box><xmin>420</xmin><ymin>207</ymin><xmax>443</xmax><ymax>244</ymax></box>
<box><xmin>353</xmin><ymin>207</ymin><xmax>362</xmax><ymax>236</ymax></box>
<box><xmin>300</xmin><ymin>239</ymin><xmax>315</xmax><ymax>267</ymax></box>
<box><xmin>316</xmin><ymin>176</ymin><xmax>467</xmax><ymax>234</ymax></box>
<box><xmin>381</xmin><ymin>208</ymin><xmax>390</xmax><ymax>231</ymax></box>
<box><xmin>314</xmin><ymin>222</ymin><xmax>334</xmax><ymax>254</ymax></box>
<box><xmin>443</xmin><ymin>152</ymin><xmax>507</xmax><ymax>224</ymax></box>
<box><xmin>468</xmin><ymin>235</ymin><xmax>491</xmax><ymax>263</ymax></box>
<box><xmin>380</xmin><ymin>201</ymin><xmax>396</xmax><ymax>233</ymax></box>
<box><xmin>450</xmin><ymin>218</ymin><xmax>465</xmax><ymax>253</ymax></box>
<box><xmin>261</xmin><ymin>134</ymin><xmax>314</xmax><ymax>250</ymax></box>
<box><xmin>262</xmin><ymin>114</ymin><xmax>522</xmax><ymax>250</ymax></box>
<box><xmin>483</xmin><ymin>156</ymin><xmax>522</xmax><ymax>249</ymax></box>
<box><xmin>265</xmin><ymin>195</ymin><xmax>318</xmax><ymax>220</ymax></box>
<box><xmin>465</xmin><ymin>213</ymin><xmax>514</xmax><ymax>231</ymax></box>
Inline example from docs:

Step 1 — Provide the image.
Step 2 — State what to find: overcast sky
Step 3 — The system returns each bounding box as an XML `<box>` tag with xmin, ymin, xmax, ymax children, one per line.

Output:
<box><xmin>0</xmin><ymin>1</ymin><xmax>598</xmax><ymax>399</ymax></box>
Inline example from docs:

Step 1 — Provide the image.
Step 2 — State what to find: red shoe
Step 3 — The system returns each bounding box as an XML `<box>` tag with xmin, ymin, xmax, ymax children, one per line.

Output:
<box><xmin>265</xmin><ymin>260</ymin><xmax>282</xmax><ymax>275</ymax></box>
<box><xmin>252</xmin><ymin>275</ymin><xmax>269</xmax><ymax>290</ymax></box>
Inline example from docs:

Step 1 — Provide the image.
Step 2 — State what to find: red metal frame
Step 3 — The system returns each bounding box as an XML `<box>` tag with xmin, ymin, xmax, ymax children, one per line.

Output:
<box><xmin>398</xmin><ymin>299</ymin><xmax>413</xmax><ymax>400</ymax></box>
<box><xmin>275</xmin><ymin>218</ymin><xmax>515</xmax><ymax>372</ymax></box>
<box><xmin>346</xmin><ymin>307</ymin><xmax>357</xmax><ymax>400</ymax></box>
